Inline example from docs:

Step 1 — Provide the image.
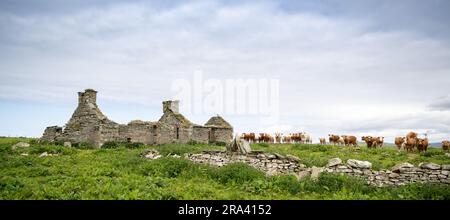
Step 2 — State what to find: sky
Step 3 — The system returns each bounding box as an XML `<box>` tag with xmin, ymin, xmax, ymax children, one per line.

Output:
<box><xmin>0</xmin><ymin>0</ymin><xmax>449</xmax><ymax>143</ymax></box>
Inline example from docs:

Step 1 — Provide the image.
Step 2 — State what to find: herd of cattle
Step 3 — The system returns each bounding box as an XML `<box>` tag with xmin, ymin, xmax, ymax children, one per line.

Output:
<box><xmin>240</xmin><ymin>133</ymin><xmax>312</xmax><ymax>144</ymax></box>
<box><xmin>240</xmin><ymin>131</ymin><xmax>450</xmax><ymax>152</ymax></box>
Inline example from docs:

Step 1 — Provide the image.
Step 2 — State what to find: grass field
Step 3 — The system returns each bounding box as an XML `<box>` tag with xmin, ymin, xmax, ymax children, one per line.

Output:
<box><xmin>1</xmin><ymin>137</ymin><xmax>449</xmax><ymax>200</ymax></box>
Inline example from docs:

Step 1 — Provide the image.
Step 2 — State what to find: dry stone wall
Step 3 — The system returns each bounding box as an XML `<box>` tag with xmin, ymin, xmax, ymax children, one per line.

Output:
<box><xmin>181</xmin><ymin>151</ymin><xmax>450</xmax><ymax>187</ymax></box>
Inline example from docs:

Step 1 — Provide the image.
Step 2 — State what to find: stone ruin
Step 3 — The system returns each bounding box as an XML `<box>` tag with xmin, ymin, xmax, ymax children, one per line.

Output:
<box><xmin>41</xmin><ymin>89</ymin><xmax>233</xmax><ymax>148</ymax></box>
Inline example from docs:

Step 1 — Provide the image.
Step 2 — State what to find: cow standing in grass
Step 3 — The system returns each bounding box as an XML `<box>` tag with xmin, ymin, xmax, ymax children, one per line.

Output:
<box><xmin>342</xmin><ymin>135</ymin><xmax>358</xmax><ymax>147</ymax></box>
<box><xmin>405</xmin><ymin>132</ymin><xmax>418</xmax><ymax>152</ymax></box>
<box><xmin>362</xmin><ymin>136</ymin><xmax>374</xmax><ymax>148</ymax></box>
<box><xmin>395</xmin><ymin>137</ymin><xmax>406</xmax><ymax>150</ymax></box>
<box><xmin>417</xmin><ymin>138</ymin><xmax>429</xmax><ymax>152</ymax></box>
<box><xmin>328</xmin><ymin>134</ymin><xmax>340</xmax><ymax>146</ymax></box>
<box><xmin>372</xmin><ymin>137</ymin><xmax>385</xmax><ymax>148</ymax></box>
<box><xmin>283</xmin><ymin>135</ymin><xmax>292</xmax><ymax>144</ymax></box>
<box><xmin>443</xmin><ymin>140</ymin><xmax>450</xmax><ymax>151</ymax></box>
<box><xmin>319</xmin><ymin>138</ymin><xmax>326</xmax><ymax>145</ymax></box>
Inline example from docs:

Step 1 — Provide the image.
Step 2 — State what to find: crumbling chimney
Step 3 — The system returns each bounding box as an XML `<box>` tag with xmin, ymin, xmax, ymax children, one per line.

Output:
<box><xmin>78</xmin><ymin>89</ymin><xmax>97</xmax><ymax>105</ymax></box>
<box><xmin>163</xmin><ymin>100</ymin><xmax>179</xmax><ymax>114</ymax></box>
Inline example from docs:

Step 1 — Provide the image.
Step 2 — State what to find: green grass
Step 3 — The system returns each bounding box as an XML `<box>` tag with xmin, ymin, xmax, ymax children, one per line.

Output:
<box><xmin>0</xmin><ymin>137</ymin><xmax>449</xmax><ymax>200</ymax></box>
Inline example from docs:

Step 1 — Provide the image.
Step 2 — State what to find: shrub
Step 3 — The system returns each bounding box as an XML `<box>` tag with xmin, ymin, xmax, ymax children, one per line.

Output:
<box><xmin>421</xmin><ymin>151</ymin><xmax>443</xmax><ymax>157</ymax></box>
<box><xmin>211</xmin><ymin>141</ymin><xmax>227</xmax><ymax>146</ymax></box>
<box><xmin>141</xmin><ymin>157</ymin><xmax>197</xmax><ymax>178</ymax></box>
<box><xmin>211</xmin><ymin>163</ymin><xmax>265</xmax><ymax>184</ymax></box>
<box><xmin>187</xmin><ymin>140</ymin><xmax>199</xmax><ymax>146</ymax></box>
<box><xmin>125</xmin><ymin>142</ymin><xmax>144</xmax><ymax>149</ymax></box>
<box><xmin>102</xmin><ymin>141</ymin><xmax>121</xmax><ymax>149</ymax></box>
<box><xmin>54</xmin><ymin>140</ymin><xmax>65</xmax><ymax>146</ymax></box>
<box><xmin>72</xmin><ymin>142</ymin><xmax>94</xmax><ymax>149</ymax></box>
<box><xmin>271</xmin><ymin>175</ymin><xmax>303</xmax><ymax>195</ymax></box>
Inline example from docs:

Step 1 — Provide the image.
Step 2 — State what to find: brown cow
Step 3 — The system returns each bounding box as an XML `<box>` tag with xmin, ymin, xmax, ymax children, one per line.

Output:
<box><xmin>283</xmin><ymin>135</ymin><xmax>292</xmax><ymax>144</ymax></box>
<box><xmin>319</xmin><ymin>138</ymin><xmax>326</xmax><ymax>145</ymax></box>
<box><xmin>342</xmin><ymin>135</ymin><xmax>358</xmax><ymax>147</ymax></box>
<box><xmin>241</xmin><ymin>133</ymin><xmax>256</xmax><ymax>143</ymax></box>
<box><xmin>442</xmin><ymin>140</ymin><xmax>450</xmax><ymax>151</ymax></box>
<box><xmin>362</xmin><ymin>136</ymin><xmax>374</xmax><ymax>148</ymax></box>
<box><xmin>328</xmin><ymin>134</ymin><xmax>340</xmax><ymax>145</ymax></box>
<box><xmin>372</xmin><ymin>136</ymin><xmax>384</xmax><ymax>148</ymax></box>
<box><xmin>405</xmin><ymin>136</ymin><xmax>417</xmax><ymax>152</ymax></box>
<box><xmin>395</xmin><ymin>137</ymin><xmax>406</xmax><ymax>150</ymax></box>
<box><xmin>417</xmin><ymin>138</ymin><xmax>429</xmax><ymax>152</ymax></box>
<box><xmin>406</xmin><ymin>132</ymin><xmax>418</xmax><ymax>139</ymax></box>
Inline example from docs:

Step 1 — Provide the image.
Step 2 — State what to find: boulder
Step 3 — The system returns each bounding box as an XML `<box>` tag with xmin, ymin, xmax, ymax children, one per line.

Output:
<box><xmin>326</xmin><ymin>158</ymin><xmax>342</xmax><ymax>167</ymax></box>
<box><xmin>64</xmin><ymin>142</ymin><xmax>72</xmax><ymax>147</ymax></box>
<box><xmin>142</xmin><ymin>150</ymin><xmax>161</xmax><ymax>160</ymax></box>
<box><xmin>295</xmin><ymin>170</ymin><xmax>310</xmax><ymax>181</ymax></box>
<box><xmin>347</xmin><ymin>159</ymin><xmax>372</xmax><ymax>169</ymax></box>
<box><xmin>311</xmin><ymin>166</ymin><xmax>324</xmax><ymax>181</ymax></box>
<box><xmin>12</xmin><ymin>142</ymin><xmax>30</xmax><ymax>150</ymax></box>
<box><xmin>39</xmin><ymin>152</ymin><xmax>49</xmax><ymax>157</ymax></box>
<box><xmin>391</xmin><ymin>162</ymin><xmax>414</xmax><ymax>173</ymax></box>
<box><xmin>419</xmin><ymin>162</ymin><xmax>441</xmax><ymax>170</ymax></box>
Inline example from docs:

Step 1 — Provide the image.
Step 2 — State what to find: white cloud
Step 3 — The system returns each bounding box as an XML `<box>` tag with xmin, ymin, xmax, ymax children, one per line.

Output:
<box><xmin>0</xmin><ymin>1</ymin><xmax>449</xmax><ymax>141</ymax></box>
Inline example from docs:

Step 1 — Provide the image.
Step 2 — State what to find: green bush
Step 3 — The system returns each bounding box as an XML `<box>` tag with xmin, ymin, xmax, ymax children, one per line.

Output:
<box><xmin>102</xmin><ymin>141</ymin><xmax>121</xmax><ymax>149</ymax></box>
<box><xmin>141</xmin><ymin>157</ymin><xmax>197</xmax><ymax>178</ymax></box>
<box><xmin>211</xmin><ymin>141</ymin><xmax>227</xmax><ymax>146</ymax></box>
<box><xmin>211</xmin><ymin>163</ymin><xmax>265</xmax><ymax>184</ymax></box>
<box><xmin>421</xmin><ymin>151</ymin><xmax>443</xmax><ymax>157</ymax></box>
<box><xmin>187</xmin><ymin>140</ymin><xmax>199</xmax><ymax>146</ymax></box>
<box><xmin>271</xmin><ymin>175</ymin><xmax>303</xmax><ymax>195</ymax></box>
<box><xmin>28</xmin><ymin>145</ymin><xmax>76</xmax><ymax>155</ymax></box>
<box><xmin>125</xmin><ymin>142</ymin><xmax>144</xmax><ymax>149</ymax></box>
<box><xmin>72</xmin><ymin>142</ymin><xmax>94</xmax><ymax>149</ymax></box>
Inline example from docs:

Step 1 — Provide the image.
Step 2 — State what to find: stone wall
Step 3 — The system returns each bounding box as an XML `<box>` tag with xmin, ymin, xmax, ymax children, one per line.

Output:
<box><xmin>324</xmin><ymin>159</ymin><xmax>450</xmax><ymax>186</ymax></box>
<box><xmin>187</xmin><ymin>151</ymin><xmax>304</xmax><ymax>176</ymax></box>
<box><xmin>183</xmin><ymin>151</ymin><xmax>450</xmax><ymax>187</ymax></box>
<box><xmin>41</xmin><ymin>126</ymin><xmax>63</xmax><ymax>142</ymax></box>
<box><xmin>210</xmin><ymin>127</ymin><xmax>233</xmax><ymax>144</ymax></box>
<box><xmin>192</xmin><ymin>126</ymin><xmax>211</xmax><ymax>144</ymax></box>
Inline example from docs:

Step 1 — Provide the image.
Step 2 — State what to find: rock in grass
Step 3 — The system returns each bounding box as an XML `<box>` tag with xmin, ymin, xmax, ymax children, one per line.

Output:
<box><xmin>347</xmin><ymin>159</ymin><xmax>372</xmax><ymax>169</ymax></box>
<box><xmin>311</xmin><ymin>166</ymin><xmax>324</xmax><ymax>181</ymax></box>
<box><xmin>39</xmin><ymin>152</ymin><xmax>49</xmax><ymax>157</ymax></box>
<box><xmin>295</xmin><ymin>170</ymin><xmax>310</xmax><ymax>181</ymax></box>
<box><xmin>12</xmin><ymin>142</ymin><xmax>30</xmax><ymax>150</ymax></box>
<box><xmin>142</xmin><ymin>149</ymin><xmax>162</xmax><ymax>160</ymax></box>
<box><xmin>327</xmin><ymin>158</ymin><xmax>342</xmax><ymax>167</ymax></box>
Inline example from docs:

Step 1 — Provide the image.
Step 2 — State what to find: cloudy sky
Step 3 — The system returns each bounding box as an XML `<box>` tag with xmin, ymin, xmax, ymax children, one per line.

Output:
<box><xmin>1</xmin><ymin>0</ymin><xmax>449</xmax><ymax>143</ymax></box>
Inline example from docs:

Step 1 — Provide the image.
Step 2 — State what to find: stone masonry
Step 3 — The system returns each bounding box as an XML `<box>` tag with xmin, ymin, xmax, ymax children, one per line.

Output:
<box><xmin>41</xmin><ymin>89</ymin><xmax>233</xmax><ymax>147</ymax></box>
<box><xmin>180</xmin><ymin>151</ymin><xmax>450</xmax><ymax>187</ymax></box>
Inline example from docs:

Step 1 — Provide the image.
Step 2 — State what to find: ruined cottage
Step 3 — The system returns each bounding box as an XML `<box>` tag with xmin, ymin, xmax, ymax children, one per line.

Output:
<box><xmin>41</xmin><ymin>89</ymin><xmax>233</xmax><ymax>147</ymax></box>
